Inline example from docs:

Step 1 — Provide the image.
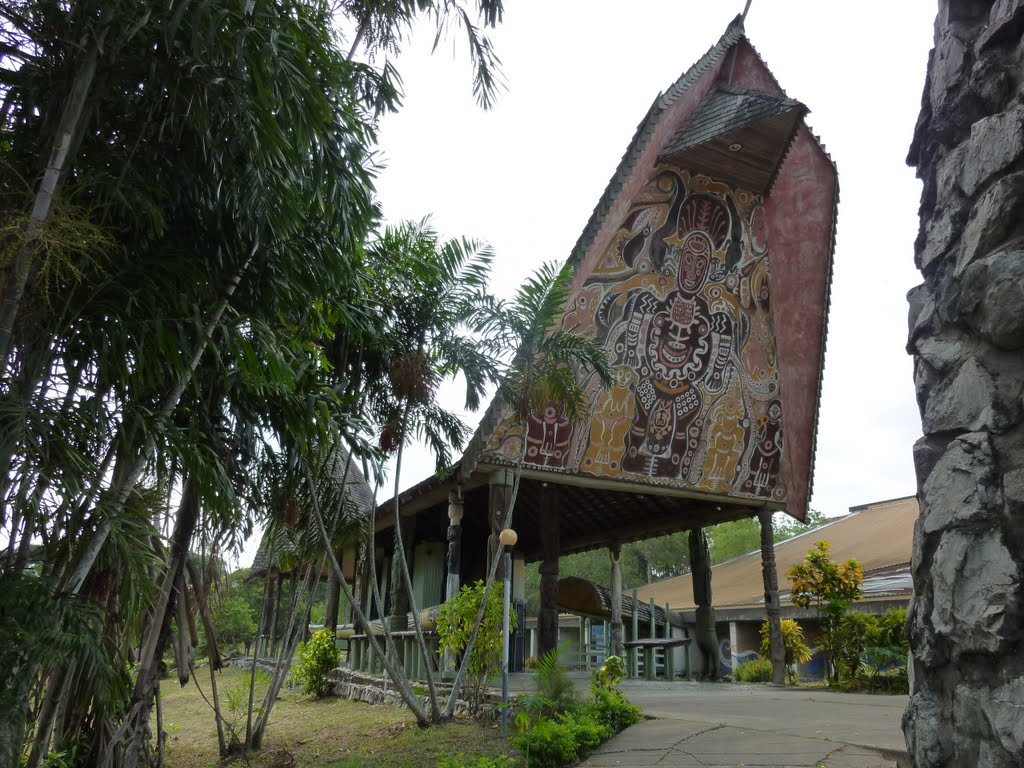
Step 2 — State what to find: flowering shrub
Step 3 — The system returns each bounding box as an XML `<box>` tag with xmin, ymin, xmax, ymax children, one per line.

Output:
<box><xmin>294</xmin><ymin>628</ymin><xmax>339</xmax><ymax>698</ymax></box>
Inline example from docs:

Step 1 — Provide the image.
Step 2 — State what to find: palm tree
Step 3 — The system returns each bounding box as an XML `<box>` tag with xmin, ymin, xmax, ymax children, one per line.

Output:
<box><xmin>442</xmin><ymin>261</ymin><xmax>612</xmax><ymax>717</ymax></box>
<box><xmin>343</xmin><ymin>218</ymin><xmax>496</xmax><ymax>723</ymax></box>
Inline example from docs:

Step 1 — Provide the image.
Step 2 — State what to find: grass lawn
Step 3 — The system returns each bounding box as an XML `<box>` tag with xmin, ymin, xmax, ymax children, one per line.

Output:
<box><xmin>160</xmin><ymin>666</ymin><xmax>514</xmax><ymax>767</ymax></box>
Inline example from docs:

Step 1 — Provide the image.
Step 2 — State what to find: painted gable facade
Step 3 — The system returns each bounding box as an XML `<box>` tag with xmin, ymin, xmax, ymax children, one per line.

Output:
<box><xmin>469</xmin><ymin>19</ymin><xmax>836</xmax><ymax>521</ymax></box>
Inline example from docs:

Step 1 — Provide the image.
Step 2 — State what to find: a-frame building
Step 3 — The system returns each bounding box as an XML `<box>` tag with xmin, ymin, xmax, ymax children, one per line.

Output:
<box><xmin>368</xmin><ymin>14</ymin><xmax>837</xmax><ymax>677</ymax></box>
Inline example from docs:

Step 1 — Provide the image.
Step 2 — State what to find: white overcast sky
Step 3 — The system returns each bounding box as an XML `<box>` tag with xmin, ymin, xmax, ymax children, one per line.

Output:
<box><xmin>241</xmin><ymin>1</ymin><xmax>936</xmax><ymax>565</ymax></box>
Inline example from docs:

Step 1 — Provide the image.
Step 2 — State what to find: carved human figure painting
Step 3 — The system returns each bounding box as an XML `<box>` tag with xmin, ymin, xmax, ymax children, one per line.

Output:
<box><xmin>482</xmin><ymin>167</ymin><xmax>786</xmax><ymax>504</ymax></box>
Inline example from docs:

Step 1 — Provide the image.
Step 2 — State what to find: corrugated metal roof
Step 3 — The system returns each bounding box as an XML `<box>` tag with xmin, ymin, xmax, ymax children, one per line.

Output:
<box><xmin>635</xmin><ymin>496</ymin><xmax>918</xmax><ymax>610</ymax></box>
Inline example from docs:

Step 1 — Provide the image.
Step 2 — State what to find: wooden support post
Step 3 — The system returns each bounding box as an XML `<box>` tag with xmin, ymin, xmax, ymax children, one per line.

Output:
<box><xmin>689</xmin><ymin>528</ymin><xmax>720</xmax><ymax>679</ymax></box>
<box><xmin>578</xmin><ymin>616</ymin><xmax>587</xmax><ymax>669</ymax></box>
<box><xmin>538</xmin><ymin>488</ymin><xmax>560</xmax><ymax>658</ymax></box>
<box><xmin>259</xmin><ymin>575</ymin><xmax>276</xmax><ymax>657</ymax></box>
<box><xmin>445</xmin><ymin>492</ymin><xmax>464</xmax><ymax>602</ymax></box>
<box><xmin>649</xmin><ymin>598</ymin><xmax>657</xmax><ymax>677</ymax></box>
<box><xmin>441</xmin><ymin>491</ymin><xmax>464</xmax><ymax>677</ymax></box>
<box><xmin>609</xmin><ymin>544</ymin><xmax>623</xmax><ymax>660</ymax></box>
<box><xmin>352</xmin><ymin>546</ymin><xmax>368</xmax><ymax>624</ymax></box>
<box><xmin>488</xmin><ymin>470</ymin><xmax>514</xmax><ymax>580</ymax></box>
<box><xmin>664</xmin><ymin>602</ymin><xmax>674</xmax><ymax>679</ymax></box>
<box><xmin>758</xmin><ymin>510</ymin><xmax>786</xmax><ymax>685</ymax></box>
<box><xmin>325</xmin><ymin>568</ymin><xmax>340</xmax><ymax>634</ymax></box>
<box><xmin>729</xmin><ymin>621</ymin><xmax>739</xmax><ymax>675</ymax></box>
<box><xmin>631</xmin><ymin>588</ymin><xmax>640</xmax><ymax>678</ymax></box>
<box><xmin>388</xmin><ymin>514</ymin><xmax>416</xmax><ymax>630</ymax></box>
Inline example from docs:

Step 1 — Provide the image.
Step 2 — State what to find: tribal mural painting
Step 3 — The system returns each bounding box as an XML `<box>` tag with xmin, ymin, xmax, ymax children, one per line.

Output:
<box><xmin>482</xmin><ymin>167</ymin><xmax>787</xmax><ymax>504</ymax></box>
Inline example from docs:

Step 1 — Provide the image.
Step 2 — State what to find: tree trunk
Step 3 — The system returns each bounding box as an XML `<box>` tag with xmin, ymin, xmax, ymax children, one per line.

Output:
<box><xmin>123</xmin><ymin>478</ymin><xmax>201</xmax><ymax>768</ymax></box>
<box><xmin>185</xmin><ymin>559</ymin><xmax>226</xmax><ymax>755</ymax></box>
<box><xmin>904</xmin><ymin>3</ymin><xmax>1024</xmax><ymax>767</ymax></box>
<box><xmin>388</xmin><ymin>404</ymin><xmax>442</xmax><ymax>719</ymax></box>
<box><xmin>0</xmin><ymin>32</ymin><xmax>101</xmax><ymax>369</ymax></box>
<box><xmin>304</xmin><ymin>465</ymin><xmax>431</xmax><ymax>725</ymax></box>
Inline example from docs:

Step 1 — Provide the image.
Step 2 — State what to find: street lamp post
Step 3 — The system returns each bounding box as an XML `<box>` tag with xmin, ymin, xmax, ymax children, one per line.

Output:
<box><xmin>498</xmin><ymin>527</ymin><xmax>517</xmax><ymax>736</ymax></box>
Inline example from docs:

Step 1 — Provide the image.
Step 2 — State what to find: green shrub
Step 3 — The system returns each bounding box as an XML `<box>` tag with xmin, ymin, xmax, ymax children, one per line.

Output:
<box><xmin>734</xmin><ymin>657</ymin><xmax>773</xmax><ymax>683</ymax></box>
<box><xmin>592</xmin><ymin>654</ymin><xmax>626</xmax><ymax>690</ymax></box>
<box><xmin>834</xmin><ymin>612</ymin><xmax>877</xmax><ymax>681</ymax></box>
<box><xmin>293</xmin><ymin>628</ymin><xmax>339</xmax><ymax>698</ymax></box>
<box><xmin>587</xmin><ymin>687</ymin><xmax>642</xmax><ymax>733</ymax></box>
<box><xmin>874</xmin><ymin>608</ymin><xmax>909</xmax><ymax>649</ymax></box>
<box><xmin>557</xmin><ymin>710</ymin><xmax>611</xmax><ymax>753</ymax></box>
<box><xmin>532</xmin><ymin>648</ymin><xmax>577</xmax><ymax>714</ymax></box>
<box><xmin>758</xmin><ymin>618</ymin><xmax>811</xmax><ymax>684</ymax></box>
<box><xmin>437</xmin><ymin>580</ymin><xmax>518</xmax><ymax>716</ymax></box>
<box><xmin>514</xmin><ymin>651</ymin><xmax>640</xmax><ymax>766</ymax></box>
<box><xmin>511</xmin><ymin>715</ymin><xmax>580</xmax><ymax>768</ymax></box>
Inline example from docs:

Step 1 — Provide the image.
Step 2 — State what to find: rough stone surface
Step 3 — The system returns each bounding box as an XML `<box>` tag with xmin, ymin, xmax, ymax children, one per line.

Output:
<box><xmin>326</xmin><ymin>667</ymin><xmax>492</xmax><ymax>717</ymax></box>
<box><xmin>906</xmin><ymin>2</ymin><xmax>1024</xmax><ymax>765</ymax></box>
<box><xmin>980</xmin><ymin>677</ymin><xmax>1024</xmax><ymax>755</ymax></box>
<box><xmin>921</xmin><ymin>432</ymin><xmax>1001</xmax><ymax>533</ymax></box>
<box><xmin>957</xmin><ymin>246</ymin><xmax>1024</xmax><ymax>348</ymax></box>
<box><xmin>956</xmin><ymin>171</ymin><xmax>1024</xmax><ymax>274</ymax></box>
<box><xmin>929</xmin><ymin>529</ymin><xmax>1019</xmax><ymax>653</ymax></box>
<box><xmin>961</xmin><ymin>106</ymin><xmax>1024</xmax><ymax>196</ymax></box>
<box><xmin>919</xmin><ymin>356</ymin><xmax>1018</xmax><ymax>433</ymax></box>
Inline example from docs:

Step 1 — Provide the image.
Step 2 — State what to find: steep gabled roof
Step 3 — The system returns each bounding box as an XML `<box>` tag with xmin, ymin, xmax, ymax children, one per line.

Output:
<box><xmin>564</xmin><ymin>16</ymin><xmax>746</xmax><ymax>271</ymax></box>
<box><xmin>251</xmin><ymin>447</ymin><xmax>375</xmax><ymax>579</ymax></box>
<box><xmin>454</xmin><ymin>16</ymin><xmax>838</xmax><ymax>522</ymax></box>
<box><xmin>460</xmin><ymin>16</ymin><xmax>747</xmax><ymax>482</ymax></box>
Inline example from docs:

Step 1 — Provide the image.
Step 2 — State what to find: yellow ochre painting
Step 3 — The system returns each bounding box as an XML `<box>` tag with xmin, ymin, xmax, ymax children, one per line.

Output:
<box><xmin>482</xmin><ymin>167</ymin><xmax>786</xmax><ymax>504</ymax></box>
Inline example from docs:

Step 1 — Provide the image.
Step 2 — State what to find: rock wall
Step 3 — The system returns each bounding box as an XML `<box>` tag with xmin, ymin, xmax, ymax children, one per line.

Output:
<box><xmin>905</xmin><ymin>2</ymin><xmax>1024</xmax><ymax>766</ymax></box>
<box><xmin>327</xmin><ymin>668</ymin><xmax>500</xmax><ymax>719</ymax></box>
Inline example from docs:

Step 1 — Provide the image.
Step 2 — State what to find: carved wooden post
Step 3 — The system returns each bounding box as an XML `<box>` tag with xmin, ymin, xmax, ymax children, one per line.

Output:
<box><xmin>758</xmin><ymin>510</ymin><xmax>786</xmax><ymax>685</ymax></box>
<box><xmin>538</xmin><ymin>488</ymin><xmax>560</xmax><ymax>658</ymax></box>
<box><xmin>388</xmin><ymin>513</ymin><xmax>416</xmax><ymax>630</ymax></box>
<box><xmin>324</xmin><ymin>567</ymin><xmax>340</xmax><ymax>634</ymax></box>
<box><xmin>445</xmin><ymin>491</ymin><xmax>464</xmax><ymax>602</ymax></box>
<box><xmin>442</xmin><ymin>491</ymin><xmax>464</xmax><ymax>676</ymax></box>
<box><xmin>609</xmin><ymin>543</ymin><xmax>623</xmax><ymax>659</ymax></box>
<box><xmin>688</xmin><ymin>528</ymin><xmax>719</xmax><ymax>679</ymax></box>
<box><xmin>631</xmin><ymin>588</ymin><xmax>640</xmax><ymax>677</ymax></box>
<box><xmin>352</xmin><ymin>545</ymin><xmax>369</xmax><ymax>624</ymax></box>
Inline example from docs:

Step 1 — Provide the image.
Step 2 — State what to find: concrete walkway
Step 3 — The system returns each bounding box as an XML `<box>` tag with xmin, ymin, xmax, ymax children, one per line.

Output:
<box><xmin>510</xmin><ymin>675</ymin><xmax>909</xmax><ymax>768</ymax></box>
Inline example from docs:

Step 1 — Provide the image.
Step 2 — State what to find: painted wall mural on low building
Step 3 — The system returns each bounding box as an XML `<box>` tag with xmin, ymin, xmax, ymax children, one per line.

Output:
<box><xmin>483</xmin><ymin>166</ymin><xmax>787</xmax><ymax>504</ymax></box>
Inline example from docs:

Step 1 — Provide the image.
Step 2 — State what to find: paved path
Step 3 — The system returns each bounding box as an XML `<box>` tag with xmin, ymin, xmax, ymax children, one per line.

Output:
<box><xmin>510</xmin><ymin>676</ymin><xmax>909</xmax><ymax>768</ymax></box>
